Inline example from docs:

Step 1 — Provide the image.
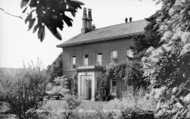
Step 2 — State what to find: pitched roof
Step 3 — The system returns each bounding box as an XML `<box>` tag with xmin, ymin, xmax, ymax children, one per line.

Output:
<box><xmin>57</xmin><ymin>19</ymin><xmax>149</xmax><ymax>48</ymax></box>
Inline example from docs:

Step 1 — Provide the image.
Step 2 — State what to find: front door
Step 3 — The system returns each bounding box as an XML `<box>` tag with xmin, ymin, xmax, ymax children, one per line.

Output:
<box><xmin>86</xmin><ymin>79</ymin><xmax>92</xmax><ymax>99</ymax></box>
<box><xmin>79</xmin><ymin>73</ymin><xmax>92</xmax><ymax>100</ymax></box>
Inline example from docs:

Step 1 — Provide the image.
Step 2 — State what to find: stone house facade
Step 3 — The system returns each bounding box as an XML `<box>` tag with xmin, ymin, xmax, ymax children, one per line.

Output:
<box><xmin>57</xmin><ymin>8</ymin><xmax>148</xmax><ymax>100</ymax></box>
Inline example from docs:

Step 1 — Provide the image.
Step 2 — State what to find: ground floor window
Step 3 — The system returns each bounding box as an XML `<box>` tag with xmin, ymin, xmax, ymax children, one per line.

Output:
<box><xmin>110</xmin><ymin>79</ymin><xmax>117</xmax><ymax>96</ymax></box>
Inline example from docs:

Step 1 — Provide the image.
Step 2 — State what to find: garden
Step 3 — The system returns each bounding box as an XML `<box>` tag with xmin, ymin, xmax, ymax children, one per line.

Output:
<box><xmin>1</xmin><ymin>0</ymin><xmax>190</xmax><ymax>119</ymax></box>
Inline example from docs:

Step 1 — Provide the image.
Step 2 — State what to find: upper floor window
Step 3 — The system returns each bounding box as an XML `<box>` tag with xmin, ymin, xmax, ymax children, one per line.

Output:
<box><xmin>126</xmin><ymin>48</ymin><xmax>134</xmax><ymax>58</ymax></box>
<box><xmin>111</xmin><ymin>50</ymin><xmax>118</xmax><ymax>59</ymax></box>
<box><xmin>72</xmin><ymin>56</ymin><xmax>76</xmax><ymax>65</ymax></box>
<box><xmin>84</xmin><ymin>54</ymin><xmax>89</xmax><ymax>66</ymax></box>
<box><xmin>97</xmin><ymin>53</ymin><xmax>103</xmax><ymax>65</ymax></box>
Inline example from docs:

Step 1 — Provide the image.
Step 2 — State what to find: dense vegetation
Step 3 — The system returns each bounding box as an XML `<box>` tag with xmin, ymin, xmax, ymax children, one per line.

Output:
<box><xmin>1</xmin><ymin>0</ymin><xmax>190</xmax><ymax>118</ymax></box>
<box><xmin>142</xmin><ymin>0</ymin><xmax>190</xmax><ymax>87</ymax></box>
<box><xmin>47</xmin><ymin>53</ymin><xmax>63</xmax><ymax>82</ymax></box>
<box><xmin>138</xmin><ymin>0</ymin><xmax>190</xmax><ymax>118</ymax></box>
<box><xmin>21</xmin><ymin>0</ymin><xmax>83</xmax><ymax>41</ymax></box>
<box><xmin>0</xmin><ymin>67</ymin><xmax>48</xmax><ymax>119</ymax></box>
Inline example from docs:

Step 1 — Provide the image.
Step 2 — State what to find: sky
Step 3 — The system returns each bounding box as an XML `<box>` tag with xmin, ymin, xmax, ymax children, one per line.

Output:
<box><xmin>0</xmin><ymin>0</ymin><xmax>161</xmax><ymax>69</ymax></box>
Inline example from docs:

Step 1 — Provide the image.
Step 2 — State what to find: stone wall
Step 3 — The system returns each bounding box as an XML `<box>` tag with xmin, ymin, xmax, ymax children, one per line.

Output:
<box><xmin>62</xmin><ymin>38</ymin><xmax>134</xmax><ymax>77</ymax></box>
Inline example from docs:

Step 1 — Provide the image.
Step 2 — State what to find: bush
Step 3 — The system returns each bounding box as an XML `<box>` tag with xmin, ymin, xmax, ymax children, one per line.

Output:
<box><xmin>121</xmin><ymin>108</ymin><xmax>154</xmax><ymax>119</ymax></box>
<box><xmin>96</xmin><ymin>69</ymin><xmax>112</xmax><ymax>101</ymax></box>
<box><xmin>47</xmin><ymin>53</ymin><xmax>63</xmax><ymax>82</ymax></box>
<box><xmin>125</xmin><ymin>59</ymin><xmax>149</xmax><ymax>91</ymax></box>
<box><xmin>0</xmin><ymin>66</ymin><xmax>48</xmax><ymax>119</ymax></box>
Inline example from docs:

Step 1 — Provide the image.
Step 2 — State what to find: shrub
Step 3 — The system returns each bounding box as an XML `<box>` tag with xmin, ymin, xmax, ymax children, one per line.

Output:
<box><xmin>95</xmin><ymin>61</ymin><xmax>149</xmax><ymax>100</ymax></box>
<box><xmin>125</xmin><ymin>59</ymin><xmax>150</xmax><ymax>91</ymax></box>
<box><xmin>62</xmin><ymin>95</ymin><xmax>81</xmax><ymax>119</ymax></box>
<box><xmin>96</xmin><ymin>69</ymin><xmax>112</xmax><ymax>101</ymax></box>
<box><xmin>47</xmin><ymin>53</ymin><xmax>63</xmax><ymax>82</ymax></box>
<box><xmin>0</xmin><ymin>66</ymin><xmax>48</xmax><ymax>119</ymax></box>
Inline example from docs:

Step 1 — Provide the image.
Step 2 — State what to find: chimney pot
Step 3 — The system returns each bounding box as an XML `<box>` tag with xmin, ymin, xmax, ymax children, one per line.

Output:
<box><xmin>125</xmin><ymin>17</ymin><xmax>128</xmax><ymax>23</ymax></box>
<box><xmin>129</xmin><ymin>17</ymin><xmax>132</xmax><ymax>22</ymax></box>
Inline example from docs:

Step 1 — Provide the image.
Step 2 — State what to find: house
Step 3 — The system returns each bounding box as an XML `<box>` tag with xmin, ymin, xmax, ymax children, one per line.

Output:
<box><xmin>57</xmin><ymin>8</ymin><xmax>149</xmax><ymax>101</ymax></box>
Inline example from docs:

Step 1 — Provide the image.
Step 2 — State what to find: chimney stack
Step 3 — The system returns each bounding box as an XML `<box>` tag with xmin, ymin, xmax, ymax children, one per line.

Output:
<box><xmin>87</xmin><ymin>9</ymin><xmax>93</xmax><ymax>31</ymax></box>
<box><xmin>81</xmin><ymin>7</ymin><xmax>88</xmax><ymax>33</ymax></box>
<box><xmin>81</xmin><ymin>8</ymin><xmax>95</xmax><ymax>33</ymax></box>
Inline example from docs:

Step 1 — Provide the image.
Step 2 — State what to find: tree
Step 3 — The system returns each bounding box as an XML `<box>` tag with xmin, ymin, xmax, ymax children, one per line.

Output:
<box><xmin>21</xmin><ymin>0</ymin><xmax>84</xmax><ymax>41</ymax></box>
<box><xmin>138</xmin><ymin>1</ymin><xmax>190</xmax><ymax>117</ymax></box>
<box><xmin>47</xmin><ymin>53</ymin><xmax>63</xmax><ymax>82</ymax></box>
<box><xmin>0</xmin><ymin>67</ymin><xmax>48</xmax><ymax>119</ymax></box>
<box><xmin>140</xmin><ymin>0</ymin><xmax>190</xmax><ymax>87</ymax></box>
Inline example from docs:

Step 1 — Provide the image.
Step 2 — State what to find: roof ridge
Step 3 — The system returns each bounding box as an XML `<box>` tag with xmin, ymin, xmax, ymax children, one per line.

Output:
<box><xmin>65</xmin><ymin>19</ymin><xmax>146</xmax><ymax>41</ymax></box>
<box><xmin>57</xmin><ymin>19</ymin><xmax>148</xmax><ymax>48</ymax></box>
<box><xmin>94</xmin><ymin>19</ymin><xmax>146</xmax><ymax>31</ymax></box>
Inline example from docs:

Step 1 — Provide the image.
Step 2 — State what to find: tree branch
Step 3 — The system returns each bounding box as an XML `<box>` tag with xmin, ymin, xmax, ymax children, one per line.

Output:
<box><xmin>0</xmin><ymin>8</ymin><xmax>23</xmax><ymax>20</ymax></box>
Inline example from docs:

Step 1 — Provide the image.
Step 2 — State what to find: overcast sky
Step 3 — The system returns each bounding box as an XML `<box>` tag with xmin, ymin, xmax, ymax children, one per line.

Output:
<box><xmin>0</xmin><ymin>0</ymin><xmax>161</xmax><ymax>69</ymax></box>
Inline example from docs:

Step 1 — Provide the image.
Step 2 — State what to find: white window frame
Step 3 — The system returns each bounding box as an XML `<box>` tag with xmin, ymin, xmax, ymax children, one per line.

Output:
<box><xmin>84</xmin><ymin>54</ymin><xmax>89</xmax><ymax>66</ymax></box>
<box><xmin>111</xmin><ymin>50</ymin><xmax>118</xmax><ymax>59</ymax></box>
<box><xmin>97</xmin><ymin>53</ymin><xmax>103</xmax><ymax>65</ymax></box>
<box><xmin>72</xmin><ymin>56</ymin><xmax>76</xmax><ymax>65</ymax></box>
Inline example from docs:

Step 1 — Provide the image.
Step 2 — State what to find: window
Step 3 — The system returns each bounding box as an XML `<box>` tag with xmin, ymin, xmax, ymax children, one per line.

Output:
<box><xmin>84</xmin><ymin>54</ymin><xmax>89</xmax><ymax>66</ymax></box>
<box><xmin>111</xmin><ymin>50</ymin><xmax>118</xmax><ymax>59</ymax></box>
<box><xmin>72</xmin><ymin>56</ymin><xmax>76</xmax><ymax>65</ymax></box>
<box><xmin>126</xmin><ymin>49</ymin><xmax>134</xmax><ymax>58</ymax></box>
<box><xmin>111</xmin><ymin>79</ymin><xmax>117</xmax><ymax>96</ymax></box>
<box><xmin>97</xmin><ymin>53</ymin><xmax>102</xmax><ymax>65</ymax></box>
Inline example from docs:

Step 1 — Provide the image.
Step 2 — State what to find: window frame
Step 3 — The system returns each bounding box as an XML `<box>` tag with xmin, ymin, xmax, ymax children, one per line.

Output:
<box><xmin>111</xmin><ymin>50</ymin><xmax>118</xmax><ymax>59</ymax></box>
<box><xmin>84</xmin><ymin>54</ymin><xmax>89</xmax><ymax>66</ymax></box>
<box><xmin>97</xmin><ymin>53</ymin><xmax>103</xmax><ymax>65</ymax></box>
<box><xmin>72</xmin><ymin>56</ymin><xmax>76</xmax><ymax>65</ymax></box>
<box><xmin>126</xmin><ymin>48</ymin><xmax>134</xmax><ymax>58</ymax></box>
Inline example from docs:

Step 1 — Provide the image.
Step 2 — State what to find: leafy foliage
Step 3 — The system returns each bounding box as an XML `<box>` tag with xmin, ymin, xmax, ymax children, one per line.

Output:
<box><xmin>125</xmin><ymin>59</ymin><xmax>149</xmax><ymax>91</ymax></box>
<box><xmin>107</xmin><ymin>63</ymin><xmax>127</xmax><ymax>98</ymax></box>
<box><xmin>138</xmin><ymin>0</ymin><xmax>190</xmax><ymax>118</ymax></box>
<box><xmin>21</xmin><ymin>0</ymin><xmax>84</xmax><ymax>41</ymax></box>
<box><xmin>62</xmin><ymin>95</ymin><xmax>81</xmax><ymax>119</ymax></box>
<box><xmin>141</xmin><ymin>0</ymin><xmax>190</xmax><ymax>86</ymax></box>
<box><xmin>47</xmin><ymin>53</ymin><xmax>63</xmax><ymax>82</ymax></box>
<box><xmin>96</xmin><ymin>61</ymin><xmax>148</xmax><ymax>100</ymax></box>
<box><xmin>0</xmin><ymin>67</ymin><xmax>48</xmax><ymax>119</ymax></box>
<box><xmin>133</xmin><ymin>24</ymin><xmax>161</xmax><ymax>54</ymax></box>
<box><xmin>154</xmin><ymin>50</ymin><xmax>190</xmax><ymax>88</ymax></box>
<box><xmin>96</xmin><ymin>69</ymin><xmax>112</xmax><ymax>101</ymax></box>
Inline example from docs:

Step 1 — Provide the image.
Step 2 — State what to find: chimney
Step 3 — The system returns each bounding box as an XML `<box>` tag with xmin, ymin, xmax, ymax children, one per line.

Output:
<box><xmin>87</xmin><ymin>9</ymin><xmax>93</xmax><ymax>30</ymax></box>
<box><xmin>129</xmin><ymin>17</ymin><xmax>132</xmax><ymax>23</ymax></box>
<box><xmin>125</xmin><ymin>17</ymin><xmax>128</xmax><ymax>23</ymax></box>
<box><xmin>81</xmin><ymin>8</ymin><xmax>88</xmax><ymax>33</ymax></box>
